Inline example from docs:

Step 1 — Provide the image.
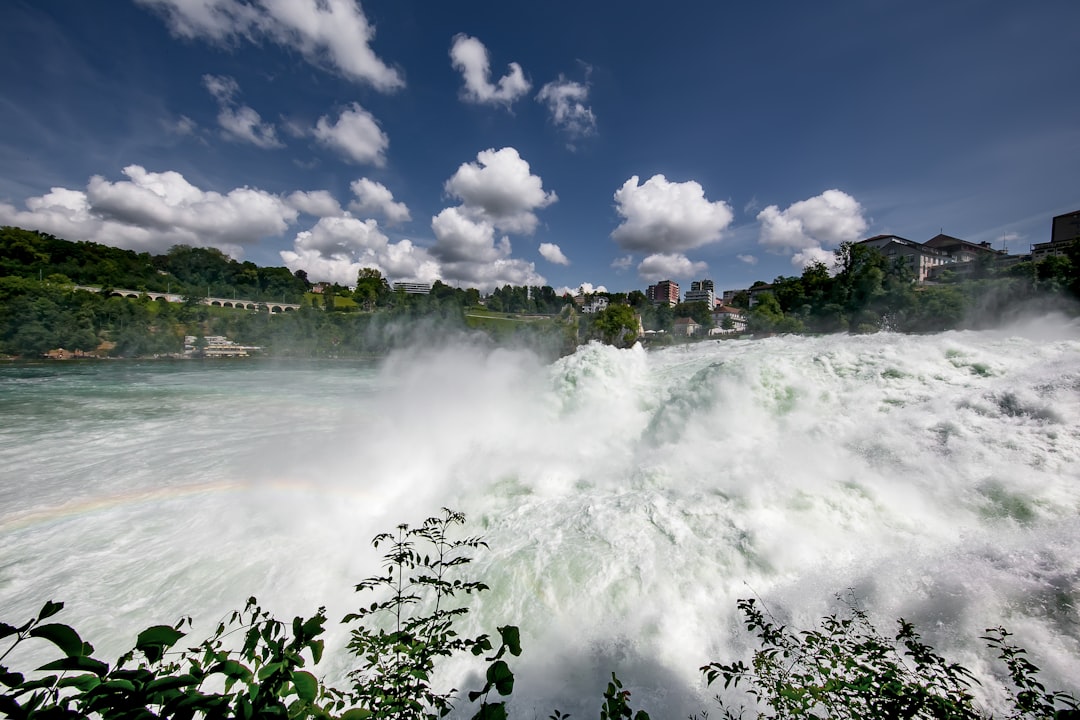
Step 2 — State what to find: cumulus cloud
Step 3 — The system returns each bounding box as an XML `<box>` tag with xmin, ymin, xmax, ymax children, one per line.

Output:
<box><xmin>440</xmin><ymin>258</ymin><xmax>543</xmax><ymax>291</ymax></box>
<box><xmin>348</xmin><ymin>178</ymin><xmax>410</xmax><ymax>225</ymax></box>
<box><xmin>554</xmin><ymin>282</ymin><xmax>607</xmax><ymax>296</ymax></box>
<box><xmin>610</xmin><ymin>255</ymin><xmax>633</xmax><ymax>272</ymax></box>
<box><xmin>0</xmin><ymin>165</ymin><xmax>298</xmax><ymax>255</ymax></box>
<box><xmin>287</xmin><ymin>190</ymin><xmax>343</xmax><ymax>218</ymax></box>
<box><xmin>203</xmin><ymin>74</ymin><xmax>281</xmax><ymax>148</ymax></box>
<box><xmin>536</xmin><ymin>73</ymin><xmax>596</xmax><ymax>144</ymax></box>
<box><xmin>137</xmin><ymin>0</ymin><xmax>403</xmax><ymax>90</ymax></box>
<box><xmin>312</xmin><ymin>103</ymin><xmax>388</xmax><ymax>165</ymax></box>
<box><xmin>756</xmin><ymin>189</ymin><xmax>868</xmax><ymax>268</ymax></box>
<box><xmin>538</xmin><ymin>242</ymin><xmax>569</xmax><ymax>265</ymax></box>
<box><xmin>736</xmin><ymin>253</ymin><xmax>758</xmax><ymax>265</ymax></box>
<box><xmin>428</xmin><ymin>207</ymin><xmax>544</xmax><ymax>291</ymax></box>
<box><xmin>450</xmin><ymin>34</ymin><xmax>530</xmax><ymax>106</ymax></box>
<box><xmin>637</xmin><ymin>253</ymin><xmax>708</xmax><ymax>283</ymax></box>
<box><xmin>444</xmin><ymin>147</ymin><xmax>556</xmax><ymax>234</ymax></box>
<box><xmin>791</xmin><ymin>246</ymin><xmax>837</xmax><ymax>270</ymax></box>
<box><xmin>430</xmin><ymin>207</ymin><xmax>504</xmax><ymax>264</ymax></box>
<box><xmin>611</xmin><ymin>174</ymin><xmax>734</xmax><ymax>253</ymax></box>
<box><xmin>425</xmin><ymin>147</ymin><xmax>555</xmax><ymax>291</ymax></box>
<box><xmin>279</xmin><ymin>215</ymin><xmax>438</xmax><ymax>286</ymax></box>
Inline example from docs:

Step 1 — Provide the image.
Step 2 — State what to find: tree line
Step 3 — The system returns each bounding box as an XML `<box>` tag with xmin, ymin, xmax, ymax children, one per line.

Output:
<box><xmin>741</xmin><ymin>241</ymin><xmax>1080</xmax><ymax>334</ymax></box>
<box><xmin>3</xmin><ymin>225</ymin><xmax>1079</xmax><ymax>359</ymax></box>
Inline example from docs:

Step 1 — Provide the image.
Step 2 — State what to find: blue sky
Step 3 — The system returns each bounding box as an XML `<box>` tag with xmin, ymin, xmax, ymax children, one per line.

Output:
<box><xmin>2</xmin><ymin>1</ymin><xmax>1078</xmax><ymax>295</ymax></box>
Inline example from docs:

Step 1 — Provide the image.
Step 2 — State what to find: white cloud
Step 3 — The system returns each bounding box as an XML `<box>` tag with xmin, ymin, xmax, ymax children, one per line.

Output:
<box><xmin>444</xmin><ymin>147</ymin><xmax>556</xmax><ymax>234</ymax></box>
<box><xmin>612</xmin><ymin>174</ymin><xmax>734</xmax><ymax>253</ymax></box>
<box><xmin>757</xmin><ymin>189</ymin><xmax>867</xmax><ymax>270</ymax></box>
<box><xmin>554</xmin><ymin>282</ymin><xmax>607</xmax><ymax>296</ymax></box>
<box><xmin>428</xmin><ymin>207</ymin><xmax>544</xmax><ymax>291</ymax></box>
<box><xmin>637</xmin><ymin>253</ymin><xmax>708</xmax><ymax>283</ymax></box>
<box><xmin>348</xmin><ymin>178</ymin><xmax>410</xmax><ymax>225</ymax></box>
<box><xmin>0</xmin><ymin>165</ymin><xmax>298</xmax><ymax>255</ymax></box>
<box><xmin>756</xmin><ymin>189</ymin><xmax>868</xmax><ymax>259</ymax></box>
<box><xmin>441</xmin><ymin>258</ymin><xmax>544</xmax><ymax>291</ymax></box>
<box><xmin>137</xmin><ymin>0</ymin><xmax>403</xmax><ymax>90</ymax></box>
<box><xmin>312</xmin><ymin>103</ymin><xmax>388</xmax><ymax>166</ymax></box>
<box><xmin>736</xmin><ymin>253</ymin><xmax>758</xmax><ymax>265</ymax></box>
<box><xmin>538</xmin><ymin>242</ymin><xmax>569</xmax><ymax>265</ymax></box>
<box><xmin>536</xmin><ymin>74</ymin><xmax>596</xmax><ymax>143</ymax></box>
<box><xmin>203</xmin><ymin>74</ymin><xmax>282</xmax><ymax>148</ymax></box>
<box><xmin>218</xmin><ymin>105</ymin><xmax>282</xmax><ymax>148</ymax></box>
<box><xmin>291</xmin><ymin>214</ymin><xmax>386</xmax><ymax>256</ymax></box>
<box><xmin>427</xmin><ymin>147</ymin><xmax>555</xmax><ymax>291</ymax></box>
<box><xmin>279</xmin><ymin>215</ymin><xmax>438</xmax><ymax>286</ymax></box>
<box><xmin>610</xmin><ymin>255</ymin><xmax>633</xmax><ymax>272</ymax></box>
<box><xmin>790</xmin><ymin>245</ymin><xmax>837</xmax><ymax>270</ymax></box>
<box><xmin>287</xmin><ymin>190</ymin><xmax>343</xmax><ymax>218</ymax></box>
<box><xmin>450</xmin><ymin>34</ymin><xmax>530</xmax><ymax>106</ymax></box>
<box><xmin>430</xmin><ymin>207</ymin><xmax>503</xmax><ymax>263</ymax></box>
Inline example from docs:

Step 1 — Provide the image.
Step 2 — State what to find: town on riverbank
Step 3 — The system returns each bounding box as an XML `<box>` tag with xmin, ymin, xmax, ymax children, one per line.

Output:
<box><xmin>2</xmin><ymin>213</ymin><xmax>1079</xmax><ymax>361</ymax></box>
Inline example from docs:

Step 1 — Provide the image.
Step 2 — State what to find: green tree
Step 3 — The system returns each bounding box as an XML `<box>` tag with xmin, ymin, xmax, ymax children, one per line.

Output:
<box><xmin>354</xmin><ymin>268</ymin><xmax>390</xmax><ymax>311</ymax></box>
<box><xmin>590</xmin><ymin>304</ymin><xmax>639</xmax><ymax>347</ymax></box>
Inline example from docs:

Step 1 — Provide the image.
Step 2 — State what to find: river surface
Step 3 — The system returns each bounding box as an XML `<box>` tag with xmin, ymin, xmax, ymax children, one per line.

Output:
<box><xmin>2</xmin><ymin>319</ymin><xmax>1079</xmax><ymax>715</ymax></box>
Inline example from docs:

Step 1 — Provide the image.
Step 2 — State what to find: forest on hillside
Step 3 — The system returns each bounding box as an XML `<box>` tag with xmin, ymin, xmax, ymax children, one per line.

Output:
<box><xmin>1</xmin><ymin>225</ymin><xmax>1078</xmax><ymax>360</ymax></box>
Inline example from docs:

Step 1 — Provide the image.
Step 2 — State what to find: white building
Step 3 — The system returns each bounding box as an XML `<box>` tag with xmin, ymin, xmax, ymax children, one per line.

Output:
<box><xmin>711</xmin><ymin>305</ymin><xmax>747</xmax><ymax>334</ymax></box>
<box><xmin>581</xmin><ymin>296</ymin><xmax>609</xmax><ymax>314</ymax></box>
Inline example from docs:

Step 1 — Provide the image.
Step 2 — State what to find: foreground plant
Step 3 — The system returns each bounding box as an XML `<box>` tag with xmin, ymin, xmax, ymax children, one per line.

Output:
<box><xmin>341</xmin><ymin>508</ymin><xmax>520</xmax><ymax>720</ymax></box>
<box><xmin>0</xmin><ymin>509</ymin><xmax>519</xmax><ymax>719</ymax></box>
<box><xmin>701</xmin><ymin>594</ymin><xmax>1080</xmax><ymax>720</ymax></box>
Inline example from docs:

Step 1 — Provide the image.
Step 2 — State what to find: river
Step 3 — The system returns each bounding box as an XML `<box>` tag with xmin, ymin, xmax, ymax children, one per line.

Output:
<box><xmin>1</xmin><ymin>319</ymin><xmax>1078</xmax><ymax>715</ymax></box>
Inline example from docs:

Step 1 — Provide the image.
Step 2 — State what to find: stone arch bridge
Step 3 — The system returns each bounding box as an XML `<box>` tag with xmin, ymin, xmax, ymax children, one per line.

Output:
<box><xmin>75</xmin><ymin>286</ymin><xmax>301</xmax><ymax>313</ymax></box>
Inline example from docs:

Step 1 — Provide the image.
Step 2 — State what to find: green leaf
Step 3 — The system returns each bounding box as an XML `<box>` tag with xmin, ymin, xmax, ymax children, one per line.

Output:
<box><xmin>293</xmin><ymin>670</ymin><xmax>318</xmax><ymax>702</ymax></box>
<box><xmin>474</xmin><ymin>702</ymin><xmax>508</xmax><ymax>720</ymax></box>
<box><xmin>0</xmin><ymin>622</ymin><xmax>19</xmax><ymax>640</ymax></box>
<box><xmin>340</xmin><ymin>709</ymin><xmax>374</xmax><ymax>720</ymax></box>
<box><xmin>208</xmin><ymin>659</ymin><xmax>253</xmax><ymax>682</ymax></box>
<box><xmin>309</xmin><ymin>638</ymin><xmax>324</xmax><ymax>665</ymax></box>
<box><xmin>145</xmin><ymin>674</ymin><xmax>199</xmax><ymax>693</ymax></box>
<box><xmin>37</xmin><ymin>655</ymin><xmax>109</xmax><ymax>677</ymax></box>
<box><xmin>37</xmin><ymin>601</ymin><xmax>64</xmax><ymax>621</ymax></box>
<box><xmin>28</xmin><ymin>622</ymin><xmax>84</xmax><ymax>657</ymax></box>
<box><xmin>136</xmin><ymin>624</ymin><xmax>185</xmax><ymax>650</ymax></box>
<box><xmin>135</xmin><ymin>624</ymin><xmax>186</xmax><ymax>664</ymax></box>
<box><xmin>57</xmin><ymin>673</ymin><xmax>100</xmax><ymax>691</ymax></box>
<box><xmin>498</xmin><ymin>626</ymin><xmax>522</xmax><ymax>657</ymax></box>
<box><xmin>0</xmin><ymin>671</ymin><xmax>25</xmax><ymax>688</ymax></box>
<box><xmin>486</xmin><ymin>660</ymin><xmax>514</xmax><ymax>696</ymax></box>
<box><xmin>100</xmin><ymin>678</ymin><xmax>137</xmax><ymax>692</ymax></box>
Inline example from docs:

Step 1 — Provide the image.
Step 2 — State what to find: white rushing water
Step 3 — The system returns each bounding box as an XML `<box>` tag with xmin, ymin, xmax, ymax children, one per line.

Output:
<box><xmin>1</xmin><ymin>319</ymin><xmax>1079</xmax><ymax>716</ymax></box>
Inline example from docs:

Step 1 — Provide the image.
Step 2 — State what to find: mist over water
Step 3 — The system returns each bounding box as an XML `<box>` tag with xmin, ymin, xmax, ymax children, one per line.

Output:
<box><xmin>2</xmin><ymin>319</ymin><xmax>1079</xmax><ymax>716</ymax></box>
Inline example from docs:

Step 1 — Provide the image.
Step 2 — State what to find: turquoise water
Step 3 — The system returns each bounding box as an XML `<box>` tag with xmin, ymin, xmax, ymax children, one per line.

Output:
<box><xmin>2</xmin><ymin>323</ymin><xmax>1079</xmax><ymax>715</ymax></box>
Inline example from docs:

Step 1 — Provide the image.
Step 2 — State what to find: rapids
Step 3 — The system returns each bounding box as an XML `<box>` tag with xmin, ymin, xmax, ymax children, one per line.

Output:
<box><xmin>1</xmin><ymin>318</ymin><xmax>1079</xmax><ymax>715</ymax></box>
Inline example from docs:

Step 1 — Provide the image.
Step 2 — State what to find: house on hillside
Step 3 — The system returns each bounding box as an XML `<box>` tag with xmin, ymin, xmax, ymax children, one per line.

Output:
<box><xmin>580</xmin><ymin>295</ymin><xmax>609</xmax><ymax>314</ymax></box>
<box><xmin>1030</xmin><ymin>210</ymin><xmax>1080</xmax><ymax>262</ymax></box>
<box><xmin>673</xmin><ymin>317</ymin><xmax>701</xmax><ymax>336</ymax></box>
<box><xmin>747</xmin><ymin>283</ymin><xmax>774</xmax><ymax>307</ymax></box>
<box><xmin>710</xmin><ymin>305</ymin><xmax>747</xmax><ymax>334</ymax></box>
<box><xmin>857</xmin><ymin>235</ymin><xmax>951</xmax><ymax>283</ymax></box>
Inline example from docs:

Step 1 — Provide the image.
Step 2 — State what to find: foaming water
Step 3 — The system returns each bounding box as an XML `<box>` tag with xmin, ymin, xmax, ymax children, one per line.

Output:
<box><xmin>1</xmin><ymin>325</ymin><xmax>1079</xmax><ymax>716</ymax></box>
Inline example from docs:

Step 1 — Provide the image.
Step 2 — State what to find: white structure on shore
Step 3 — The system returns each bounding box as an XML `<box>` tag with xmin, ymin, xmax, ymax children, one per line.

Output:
<box><xmin>183</xmin><ymin>335</ymin><xmax>262</xmax><ymax>357</ymax></box>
